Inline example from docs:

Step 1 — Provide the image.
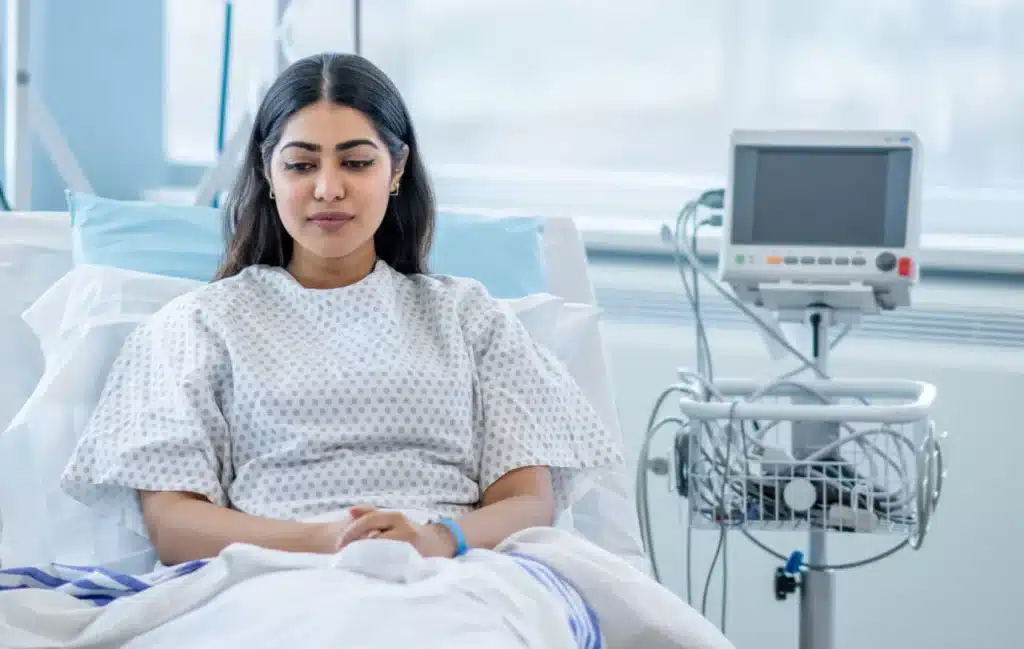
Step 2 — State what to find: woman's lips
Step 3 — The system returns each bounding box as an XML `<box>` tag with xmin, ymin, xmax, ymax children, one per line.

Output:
<box><xmin>309</xmin><ymin>211</ymin><xmax>355</xmax><ymax>230</ymax></box>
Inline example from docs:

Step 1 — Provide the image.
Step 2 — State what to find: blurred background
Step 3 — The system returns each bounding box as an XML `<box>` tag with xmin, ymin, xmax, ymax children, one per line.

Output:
<box><xmin>3</xmin><ymin>1</ymin><xmax>1023</xmax><ymax>648</ymax></box>
<box><xmin>4</xmin><ymin>0</ymin><xmax>1024</xmax><ymax>225</ymax></box>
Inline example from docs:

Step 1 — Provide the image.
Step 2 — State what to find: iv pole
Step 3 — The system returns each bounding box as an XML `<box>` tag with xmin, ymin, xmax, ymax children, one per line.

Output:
<box><xmin>3</xmin><ymin>0</ymin><xmax>94</xmax><ymax>210</ymax></box>
<box><xmin>193</xmin><ymin>0</ymin><xmax>363</xmax><ymax>207</ymax></box>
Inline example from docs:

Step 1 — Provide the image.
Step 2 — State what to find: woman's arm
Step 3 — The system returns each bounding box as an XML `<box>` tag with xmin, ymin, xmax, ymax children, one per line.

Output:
<box><xmin>338</xmin><ymin>466</ymin><xmax>555</xmax><ymax>556</ymax></box>
<box><xmin>448</xmin><ymin>465</ymin><xmax>555</xmax><ymax>550</ymax></box>
<box><xmin>141</xmin><ymin>491</ymin><xmax>342</xmax><ymax>565</ymax></box>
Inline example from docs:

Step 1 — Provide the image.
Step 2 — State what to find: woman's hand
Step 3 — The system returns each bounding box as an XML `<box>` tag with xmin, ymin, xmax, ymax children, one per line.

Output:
<box><xmin>337</xmin><ymin>506</ymin><xmax>458</xmax><ymax>558</ymax></box>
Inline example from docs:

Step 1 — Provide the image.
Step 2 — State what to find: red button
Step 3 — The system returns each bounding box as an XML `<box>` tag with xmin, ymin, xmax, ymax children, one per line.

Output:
<box><xmin>898</xmin><ymin>257</ymin><xmax>913</xmax><ymax>277</ymax></box>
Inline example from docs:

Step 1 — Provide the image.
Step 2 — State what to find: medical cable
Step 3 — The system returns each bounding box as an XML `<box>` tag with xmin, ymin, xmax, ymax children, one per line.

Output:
<box><xmin>640</xmin><ymin>360</ymin><xmax>928</xmax><ymax>570</ymax></box>
<box><xmin>701</xmin><ymin>400</ymin><xmax>742</xmax><ymax>630</ymax></box>
<box><xmin>693</xmin><ymin>372</ymin><xmax>916</xmax><ymax>499</ymax></box>
<box><xmin>637</xmin><ymin>383</ymin><xmax>702</xmax><ymax>583</ymax></box>
<box><xmin>665</xmin><ymin>195</ymin><xmax>722</xmax><ymax>612</ymax></box>
<box><xmin>667</xmin><ymin>193</ymin><xmax>940</xmax><ymax>513</ymax></box>
<box><xmin>636</xmin><ymin>190</ymin><xmax>946</xmax><ymax>623</ymax></box>
<box><xmin>663</xmin><ymin>196</ymin><xmax>834</xmax><ymax>381</ymax></box>
<box><xmin>663</xmin><ymin>195</ymin><xmax>730</xmax><ymax>623</ymax></box>
<box><xmin>681</xmin><ymin>195</ymin><xmax>732</xmax><ymax>630</ymax></box>
<box><xmin>0</xmin><ymin>181</ymin><xmax>10</xmax><ymax>211</ymax></box>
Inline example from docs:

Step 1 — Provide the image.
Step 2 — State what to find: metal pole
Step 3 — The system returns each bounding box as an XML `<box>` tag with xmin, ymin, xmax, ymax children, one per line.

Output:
<box><xmin>796</xmin><ymin>308</ymin><xmax>837</xmax><ymax>649</ymax></box>
<box><xmin>213</xmin><ymin>1</ymin><xmax>233</xmax><ymax>208</ymax></box>
<box><xmin>353</xmin><ymin>0</ymin><xmax>362</xmax><ymax>55</ymax></box>
<box><xmin>273</xmin><ymin>0</ymin><xmax>291</xmax><ymax>76</ymax></box>
<box><xmin>4</xmin><ymin>0</ymin><xmax>32</xmax><ymax>209</ymax></box>
<box><xmin>196</xmin><ymin>0</ymin><xmax>292</xmax><ymax>206</ymax></box>
<box><xmin>216</xmin><ymin>2</ymin><xmax>233</xmax><ymax>157</ymax></box>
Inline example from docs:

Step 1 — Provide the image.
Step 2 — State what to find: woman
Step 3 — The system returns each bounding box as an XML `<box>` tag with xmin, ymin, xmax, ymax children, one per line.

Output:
<box><xmin>60</xmin><ymin>53</ymin><xmax>623</xmax><ymax>567</ymax></box>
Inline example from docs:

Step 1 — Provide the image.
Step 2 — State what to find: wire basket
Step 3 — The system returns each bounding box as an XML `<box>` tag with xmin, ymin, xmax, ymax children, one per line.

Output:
<box><xmin>677</xmin><ymin>377</ymin><xmax>943</xmax><ymax>545</ymax></box>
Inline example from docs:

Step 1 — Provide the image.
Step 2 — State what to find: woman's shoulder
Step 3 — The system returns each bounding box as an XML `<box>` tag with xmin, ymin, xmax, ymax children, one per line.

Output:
<box><xmin>146</xmin><ymin>266</ymin><xmax>265</xmax><ymax>329</ymax></box>
<box><xmin>406</xmin><ymin>272</ymin><xmax>501</xmax><ymax>313</ymax></box>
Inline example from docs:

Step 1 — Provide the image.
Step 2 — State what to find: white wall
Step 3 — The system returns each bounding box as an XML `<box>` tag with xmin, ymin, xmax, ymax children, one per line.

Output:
<box><xmin>595</xmin><ymin>264</ymin><xmax>1024</xmax><ymax>649</ymax></box>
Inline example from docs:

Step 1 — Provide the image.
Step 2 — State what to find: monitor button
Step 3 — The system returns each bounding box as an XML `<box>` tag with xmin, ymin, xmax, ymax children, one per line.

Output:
<box><xmin>817</xmin><ymin>257</ymin><xmax>833</xmax><ymax>265</ymax></box>
<box><xmin>898</xmin><ymin>257</ymin><xmax>914</xmax><ymax>277</ymax></box>
<box><xmin>852</xmin><ymin>257</ymin><xmax>867</xmax><ymax>266</ymax></box>
<box><xmin>875</xmin><ymin>251</ymin><xmax>897</xmax><ymax>272</ymax></box>
<box><xmin>784</xmin><ymin>256</ymin><xmax>799</xmax><ymax>265</ymax></box>
<box><xmin>800</xmin><ymin>256</ymin><xmax>816</xmax><ymax>264</ymax></box>
<box><xmin>834</xmin><ymin>257</ymin><xmax>850</xmax><ymax>266</ymax></box>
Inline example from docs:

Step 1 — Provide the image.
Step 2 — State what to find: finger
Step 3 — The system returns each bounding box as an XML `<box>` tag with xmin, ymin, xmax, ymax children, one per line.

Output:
<box><xmin>348</xmin><ymin>505</ymin><xmax>378</xmax><ymax>519</ymax></box>
<box><xmin>379</xmin><ymin>526</ymin><xmax>416</xmax><ymax>543</ymax></box>
<box><xmin>340</xmin><ymin>513</ymin><xmax>390</xmax><ymax>547</ymax></box>
<box><xmin>340</xmin><ymin>511</ymin><xmax>403</xmax><ymax>547</ymax></box>
<box><xmin>366</xmin><ymin>530</ymin><xmax>381</xmax><ymax>539</ymax></box>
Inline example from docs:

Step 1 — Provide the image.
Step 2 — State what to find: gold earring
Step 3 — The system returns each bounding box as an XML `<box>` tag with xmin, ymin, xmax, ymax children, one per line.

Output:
<box><xmin>390</xmin><ymin>182</ymin><xmax>400</xmax><ymax>197</ymax></box>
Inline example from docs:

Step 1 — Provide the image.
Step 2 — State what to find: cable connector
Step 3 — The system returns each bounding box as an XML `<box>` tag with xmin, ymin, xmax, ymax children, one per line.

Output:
<box><xmin>646</xmin><ymin>457</ymin><xmax>671</xmax><ymax>476</ymax></box>
<box><xmin>774</xmin><ymin>567</ymin><xmax>798</xmax><ymax>601</ymax></box>
<box><xmin>698</xmin><ymin>189</ymin><xmax>725</xmax><ymax>210</ymax></box>
<box><xmin>785</xmin><ymin>551</ymin><xmax>804</xmax><ymax>575</ymax></box>
<box><xmin>774</xmin><ymin>551</ymin><xmax>803</xmax><ymax>601</ymax></box>
<box><xmin>660</xmin><ymin>223</ymin><xmax>674</xmax><ymax>244</ymax></box>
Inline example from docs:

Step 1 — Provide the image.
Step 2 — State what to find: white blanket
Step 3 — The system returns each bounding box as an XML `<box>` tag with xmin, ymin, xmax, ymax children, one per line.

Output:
<box><xmin>0</xmin><ymin>528</ymin><xmax>733</xmax><ymax>649</ymax></box>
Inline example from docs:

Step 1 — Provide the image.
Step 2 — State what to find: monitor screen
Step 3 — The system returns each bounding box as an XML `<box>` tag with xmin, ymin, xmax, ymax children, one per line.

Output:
<box><xmin>729</xmin><ymin>145</ymin><xmax>912</xmax><ymax>248</ymax></box>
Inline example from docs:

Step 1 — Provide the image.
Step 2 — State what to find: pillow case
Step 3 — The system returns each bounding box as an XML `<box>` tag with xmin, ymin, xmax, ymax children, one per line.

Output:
<box><xmin>67</xmin><ymin>191</ymin><xmax>223</xmax><ymax>283</ymax></box>
<box><xmin>0</xmin><ymin>213</ymin><xmax>73</xmax><ymax>432</ymax></box>
<box><xmin>67</xmin><ymin>192</ymin><xmax>547</xmax><ymax>298</ymax></box>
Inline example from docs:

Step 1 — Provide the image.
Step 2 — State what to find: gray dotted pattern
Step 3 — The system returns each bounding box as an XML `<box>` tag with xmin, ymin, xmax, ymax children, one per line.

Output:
<box><xmin>61</xmin><ymin>262</ymin><xmax>623</xmax><ymax>525</ymax></box>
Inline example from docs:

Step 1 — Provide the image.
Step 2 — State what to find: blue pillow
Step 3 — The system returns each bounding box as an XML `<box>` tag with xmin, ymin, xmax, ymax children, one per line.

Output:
<box><xmin>67</xmin><ymin>191</ymin><xmax>223</xmax><ymax>283</ymax></box>
<box><xmin>66</xmin><ymin>193</ymin><xmax>547</xmax><ymax>297</ymax></box>
<box><xmin>429</xmin><ymin>210</ymin><xmax>546</xmax><ymax>299</ymax></box>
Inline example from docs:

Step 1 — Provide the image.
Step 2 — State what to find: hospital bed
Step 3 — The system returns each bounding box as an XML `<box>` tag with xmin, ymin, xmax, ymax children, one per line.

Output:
<box><xmin>0</xmin><ymin>206</ymin><xmax>734</xmax><ymax>648</ymax></box>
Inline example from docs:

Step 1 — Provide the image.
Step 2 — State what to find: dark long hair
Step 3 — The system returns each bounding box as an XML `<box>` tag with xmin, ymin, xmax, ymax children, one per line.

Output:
<box><xmin>214</xmin><ymin>53</ymin><xmax>435</xmax><ymax>280</ymax></box>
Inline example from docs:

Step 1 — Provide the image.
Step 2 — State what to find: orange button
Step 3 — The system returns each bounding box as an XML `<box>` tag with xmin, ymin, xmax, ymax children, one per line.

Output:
<box><xmin>767</xmin><ymin>256</ymin><xmax>783</xmax><ymax>265</ymax></box>
<box><xmin>898</xmin><ymin>257</ymin><xmax>913</xmax><ymax>277</ymax></box>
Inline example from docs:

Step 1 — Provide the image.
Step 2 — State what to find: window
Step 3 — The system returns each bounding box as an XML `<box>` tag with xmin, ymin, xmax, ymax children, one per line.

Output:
<box><xmin>165</xmin><ymin>0</ymin><xmax>1024</xmax><ymax>235</ymax></box>
<box><xmin>163</xmin><ymin>0</ymin><xmax>388</xmax><ymax>165</ymax></box>
<box><xmin>164</xmin><ymin>0</ymin><xmax>275</xmax><ymax>164</ymax></box>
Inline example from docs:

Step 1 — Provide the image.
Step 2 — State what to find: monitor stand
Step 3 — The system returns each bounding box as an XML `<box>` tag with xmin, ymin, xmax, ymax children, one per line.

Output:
<box><xmin>756</xmin><ymin>282</ymin><xmax>879</xmax><ymax>323</ymax></box>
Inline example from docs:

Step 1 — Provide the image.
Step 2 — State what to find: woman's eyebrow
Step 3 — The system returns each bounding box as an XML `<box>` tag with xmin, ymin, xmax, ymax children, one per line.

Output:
<box><xmin>279</xmin><ymin>139</ymin><xmax>379</xmax><ymax>153</ymax></box>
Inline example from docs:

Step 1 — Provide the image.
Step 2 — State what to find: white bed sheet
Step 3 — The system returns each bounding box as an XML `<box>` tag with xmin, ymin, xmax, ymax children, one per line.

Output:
<box><xmin>1</xmin><ymin>527</ymin><xmax>732</xmax><ymax>649</ymax></box>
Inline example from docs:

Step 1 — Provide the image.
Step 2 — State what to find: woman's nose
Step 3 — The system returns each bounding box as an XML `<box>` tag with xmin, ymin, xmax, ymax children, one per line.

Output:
<box><xmin>314</xmin><ymin>168</ymin><xmax>346</xmax><ymax>202</ymax></box>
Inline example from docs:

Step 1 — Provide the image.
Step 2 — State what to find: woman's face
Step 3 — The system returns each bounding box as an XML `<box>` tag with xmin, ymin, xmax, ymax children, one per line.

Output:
<box><xmin>267</xmin><ymin>100</ymin><xmax>405</xmax><ymax>274</ymax></box>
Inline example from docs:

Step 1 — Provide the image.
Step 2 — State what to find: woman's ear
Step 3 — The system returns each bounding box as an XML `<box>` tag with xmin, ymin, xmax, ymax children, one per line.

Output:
<box><xmin>263</xmin><ymin>169</ymin><xmax>276</xmax><ymax>199</ymax></box>
<box><xmin>391</xmin><ymin>144</ymin><xmax>410</xmax><ymax>185</ymax></box>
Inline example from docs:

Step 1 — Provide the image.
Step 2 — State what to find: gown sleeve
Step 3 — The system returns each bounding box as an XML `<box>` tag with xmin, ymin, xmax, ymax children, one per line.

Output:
<box><xmin>458</xmin><ymin>280</ymin><xmax>625</xmax><ymax>512</ymax></box>
<box><xmin>60</xmin><ymin>293</ymin><xmax>234</xmax><ymax>534</ymax></box>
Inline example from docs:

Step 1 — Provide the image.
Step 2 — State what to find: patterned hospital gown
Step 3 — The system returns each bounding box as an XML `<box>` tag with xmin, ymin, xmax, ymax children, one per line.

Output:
<box><xmin>61</xmin><ymin>261</ymin><xmax>624</xmax><ymax>526</ymax></box>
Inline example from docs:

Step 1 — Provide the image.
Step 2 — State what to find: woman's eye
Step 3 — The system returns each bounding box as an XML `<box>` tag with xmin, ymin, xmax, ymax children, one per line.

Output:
<box><xmin>283</xmin><ymin>162</ymin><xmax>314</xmax><ymax>172</ymax></box>
<box><xmin>344</xmin><ymin>159</ymin><xmax>375</xmax><ymax>169</ymax></box>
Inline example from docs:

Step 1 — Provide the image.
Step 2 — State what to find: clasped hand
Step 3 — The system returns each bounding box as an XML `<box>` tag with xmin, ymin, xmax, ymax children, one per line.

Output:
<box><xmin>320</xmin><ymin>505</ymin><xmax>458</xmax><ymax>558</ymax></box>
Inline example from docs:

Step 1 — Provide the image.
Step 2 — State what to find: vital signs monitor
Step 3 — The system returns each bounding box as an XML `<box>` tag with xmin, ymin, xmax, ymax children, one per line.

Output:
<box><xmin>720</xmin><ymin>130</ymin><xmax>922</xmax><ymax>314</ymax></box>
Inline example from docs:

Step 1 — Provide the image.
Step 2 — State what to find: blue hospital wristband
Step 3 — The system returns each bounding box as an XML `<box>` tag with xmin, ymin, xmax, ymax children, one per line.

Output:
<box><xmin>434</xmin><ymin>517</ymin><xmax>468</xmax><ymax>557</ymax></box>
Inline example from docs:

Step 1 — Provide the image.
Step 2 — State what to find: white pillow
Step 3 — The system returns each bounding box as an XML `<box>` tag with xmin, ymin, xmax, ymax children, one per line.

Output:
<box><xmin>0</xmin><ymin>265</ymin><xmax>584</xmax><ymax>570</ymax></box>
<box><xmin>0</xmin><ymin>267</ymin><xmax>202</xmax><ymax>570</ymax></box>
<box><xmin>0</xmin><ymin>224</ymin><xmax>72</xmax><ymax>431</ymax></box>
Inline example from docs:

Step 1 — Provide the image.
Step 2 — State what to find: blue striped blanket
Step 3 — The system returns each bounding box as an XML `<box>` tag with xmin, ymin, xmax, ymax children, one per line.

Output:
<box><xmin>0</xmin><ymin>560</ymin><xmax>208</xmax><ymax>607</ymax></box>
<box><xmin>507</xmin><ymin>553</ymin><xmax>602</xmax><ymax>649</ymax></box>
<box><xmin>0</xmin><ymin>553</ymin><xmax>601</xmax><ymax>649</ymax></box>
